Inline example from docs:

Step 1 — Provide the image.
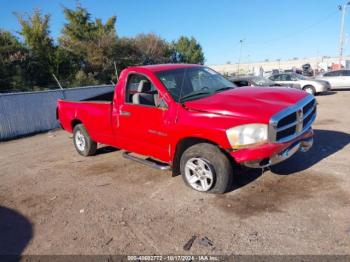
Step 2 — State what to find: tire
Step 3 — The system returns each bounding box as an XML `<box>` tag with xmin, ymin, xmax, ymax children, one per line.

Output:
<box><xmin>303</xmin><ymin>85</ymin><xmax>316</xmax><ymax>95</ymax></box>
<box><xmin>180</xmin><ymin>143</ymin><xmax>233</xmax><ymax>194</ymax></box>
<box><xmin>73</xmin><ymin>124</ymin><xmax>97</xmax><ymax>156</ymax></box>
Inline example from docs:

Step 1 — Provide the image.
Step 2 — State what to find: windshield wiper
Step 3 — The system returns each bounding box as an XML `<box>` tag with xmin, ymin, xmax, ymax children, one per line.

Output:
<box><xmin>180</xmin><ymin>91</ymin><xmax>212</xmax><ymax>102</ymax></box>
<box><xmin>214</xmin><ymin>87</ymin><xmax>234</xmax><ymax>93</ymax></box>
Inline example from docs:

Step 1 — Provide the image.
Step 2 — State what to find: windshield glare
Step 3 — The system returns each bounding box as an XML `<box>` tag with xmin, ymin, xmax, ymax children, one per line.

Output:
<box><xmin>156</xmin><ymin>67</ymin><xmax>236</xmax><ymax>102</ymax></box>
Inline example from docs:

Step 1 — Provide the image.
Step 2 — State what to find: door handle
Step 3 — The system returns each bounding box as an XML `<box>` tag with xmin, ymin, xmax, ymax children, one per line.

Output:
<box><xmin>120</xmin><ymin>110</ymin><xmax>131</xmax><ymax>117</ymax></box>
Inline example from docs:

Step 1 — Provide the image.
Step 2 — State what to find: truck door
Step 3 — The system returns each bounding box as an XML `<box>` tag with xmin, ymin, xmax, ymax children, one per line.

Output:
<box><xmin>115</xmin><ymin>73</ymin><xmax>171</xmax><ymax>162</ymax></box>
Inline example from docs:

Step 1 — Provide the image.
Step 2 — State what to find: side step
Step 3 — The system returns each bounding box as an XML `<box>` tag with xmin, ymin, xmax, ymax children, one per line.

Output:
<box><xmin>122</xmin><ymin>151</ymin><xmax>170</xmax><ymax>170</ymax></box>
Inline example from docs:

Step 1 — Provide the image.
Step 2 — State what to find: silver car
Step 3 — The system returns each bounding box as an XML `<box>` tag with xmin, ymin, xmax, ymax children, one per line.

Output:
<box><xmin>315</xmin><ymin>70</ymin><xmax>350</xmax><ymax>89</ymax></box>
<box><xmin>269</xmin><ymin>73</ymin><xmax>331</xmax><ymax>95</ymax></box>
<box><xmin>229</xmin><ymin>76</ymin><xmax>280</xmax><ymax>87</ymax></box>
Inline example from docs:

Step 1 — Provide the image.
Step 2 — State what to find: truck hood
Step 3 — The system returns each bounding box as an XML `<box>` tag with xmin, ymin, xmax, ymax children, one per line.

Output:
<box><xmin>184</xmin><ymin>87</ymin><xmax>308</xmax><ymax>123</ymax></box>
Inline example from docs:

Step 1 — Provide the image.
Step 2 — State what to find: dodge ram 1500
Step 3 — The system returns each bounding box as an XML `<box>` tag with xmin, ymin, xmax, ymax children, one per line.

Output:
<box><xmin>57</xmin><ymin>64</ymin><xmax>316</xmax><ymax>193</ymax></box>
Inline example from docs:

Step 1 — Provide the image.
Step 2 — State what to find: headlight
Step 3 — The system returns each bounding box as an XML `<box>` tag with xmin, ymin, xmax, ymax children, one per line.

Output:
<box><xmin>226</xmin><ymin>124</ymin><xmax>268</xmax><ymax>149</ymax></box>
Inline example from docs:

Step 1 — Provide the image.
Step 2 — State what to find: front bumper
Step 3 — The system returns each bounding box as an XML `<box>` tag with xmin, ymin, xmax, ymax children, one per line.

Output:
<box><xmin>242</xmin><ymin>137</ymin><xmax>313</xmax><ymax>168</ymax></box>
<box><xmin>229</xmin><ymin>128</ymin><xmax>314</xmax><ymax>168</ymax></box>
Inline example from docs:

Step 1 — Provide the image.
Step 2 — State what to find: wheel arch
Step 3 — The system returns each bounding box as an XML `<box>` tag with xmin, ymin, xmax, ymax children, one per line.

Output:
<box><xmin>171</xmin><ymin>136</ymin><xmax>235</xmax><ymax>177</ymax></box>
<box><xmin>71</xmin><ymin>119</ymin><xmax>83</xmax><ymax>130</ymax></box>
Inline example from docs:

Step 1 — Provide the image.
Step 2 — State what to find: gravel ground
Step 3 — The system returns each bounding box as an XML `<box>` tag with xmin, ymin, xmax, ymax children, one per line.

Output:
<box><xmin>0</xmin><ymin>90</ymin><xmax>349</xmax><ymax>256</ymax></box>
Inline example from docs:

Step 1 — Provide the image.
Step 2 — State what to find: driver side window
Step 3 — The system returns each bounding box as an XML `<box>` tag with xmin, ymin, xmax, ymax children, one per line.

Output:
<box><xmin>125</xmin><ymin>74</ymin><xmax>160</xmax><ymax>107</ymax></box>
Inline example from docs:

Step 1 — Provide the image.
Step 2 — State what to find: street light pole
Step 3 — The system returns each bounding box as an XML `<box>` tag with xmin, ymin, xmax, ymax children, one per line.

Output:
<box><xmin>237</xmin><ymin>39</ymin><xmax>244</xmax><ymax>75</ymax></box>
<box><xmin>339</xmin><ymin>2</ymin><xmax>350</xmax><ymax>66</ymax></box>
<box><xmin>277</xmin><ymin>59</ymin><xmax>281</xmax><ymax>71</ymax></box>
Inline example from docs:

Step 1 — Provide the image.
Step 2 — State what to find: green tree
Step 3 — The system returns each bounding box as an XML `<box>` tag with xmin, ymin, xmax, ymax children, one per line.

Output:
<box><xmin>1</xmin><ymin>4</ymin><xmax>207</xmax><ymax>92</ymax></box>
<box><xmin>171</xmin><ymin>36</ymin><xmax>205</xmax><ymax>64</ymax></box>
<box><xmin>15</xmin><ymin>10</ymin><xmax>56</xmax><ymax>88</ymax></box>
<box><xmin>0</xmin><ymin>30</ymin><xmax>27</xmax><ymax>92</ymax></box>
<box><xmin>60</xmin><ymin>4</ymin><xmax>118</xmax><ymax>85</ymax></box>
<box><xmin>112</xmin><ymin>37</ymin><xmax>143</xmax><ymax>73</ymax></box>
<box><xmin>133</xmin><ymin>33</ymin><xmax>171</xmax><ymax>64</ymax></box>
<box><xmin>53</xmin><ymin>46</ymin><xmax>81</xmax><ymax>87</ymax></box>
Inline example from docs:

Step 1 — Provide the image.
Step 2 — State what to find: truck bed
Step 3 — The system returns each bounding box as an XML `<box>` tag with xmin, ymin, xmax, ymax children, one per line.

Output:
<box><xmin>57</xmin><ymin>92</ymin><xmax>115</xmax><ymax>145</ymax></box>
<box><xmin>81</xmin><ymin>91</ymin><xmax>114</xmax><ymax>102</ymax></box>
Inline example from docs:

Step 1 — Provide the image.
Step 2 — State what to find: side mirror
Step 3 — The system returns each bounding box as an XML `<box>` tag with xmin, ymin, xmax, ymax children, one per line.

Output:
<box><xmin>157</xmin><ymin>96</ymin><xmax>168</xmax><ymax>110</ymax></box>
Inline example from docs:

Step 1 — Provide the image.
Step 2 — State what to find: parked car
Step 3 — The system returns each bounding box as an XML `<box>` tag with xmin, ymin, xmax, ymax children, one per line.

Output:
<box><xmin>315</xmin><ymin>70</ymin><xmax>350</xmax><ymax>89</ymax></box>
<box><xmin>57</xmin><ymin>64</ymin><xmax>316</xmax><ymax>193</ymax></box>
<box><xmin>229</xmin><ymin>76</ymin><xmax>280</xmax><ymax>87</ymax></box>
<box><xmin>269</xmin><ymin>73</ymin><xmax>330</xmax><ymax>95</ymax></box>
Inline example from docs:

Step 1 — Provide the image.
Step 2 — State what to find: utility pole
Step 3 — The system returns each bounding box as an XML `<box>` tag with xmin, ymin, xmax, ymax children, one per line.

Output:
<box><xmin>237</xmin><ymin>39</ymin><xmax>244</xmax><ymax>75</ymax></box>
<box><xmin>339</xmin><ymin>2</ymin><xmax>350</xmax><ymax>66</ymax></box>
<box><xmin>277</xmin><ymin>59</ymin><xmax>281</xmax><ymax>71</ymax></box>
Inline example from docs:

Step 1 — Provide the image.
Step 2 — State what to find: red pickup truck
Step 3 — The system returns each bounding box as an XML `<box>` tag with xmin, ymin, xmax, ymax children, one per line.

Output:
<box><xmin>57</xmin><ymin>64</ymin><xmax>316</xmax><ymax>193</ymax></box>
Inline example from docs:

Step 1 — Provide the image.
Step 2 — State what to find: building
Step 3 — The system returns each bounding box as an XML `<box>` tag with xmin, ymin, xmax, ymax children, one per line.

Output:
<box><xmin>209</xmin><ymin>56</ymin><xmax>350</xmax><ymax>76</ymax></box>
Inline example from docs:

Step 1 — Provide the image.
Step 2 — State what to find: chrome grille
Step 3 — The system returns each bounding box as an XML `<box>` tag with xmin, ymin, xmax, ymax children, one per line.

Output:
<box><xmin>269</xmin><ymin>95</ymin><xmax>316</xmax><ymax>143</ymax></box>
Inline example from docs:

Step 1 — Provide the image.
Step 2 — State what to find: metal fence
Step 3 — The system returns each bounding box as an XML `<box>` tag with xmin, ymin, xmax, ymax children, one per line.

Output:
<box><xmin>0</xmin><ymin>85</ymin><xmax>114</xmax><ymax>141</ymax></box>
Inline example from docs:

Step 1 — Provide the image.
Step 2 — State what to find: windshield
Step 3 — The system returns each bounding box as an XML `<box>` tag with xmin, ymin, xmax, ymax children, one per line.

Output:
<box><xmin>250</xmin><ymin>76</ymin><xmax>276</xmax><ymax>86</ymax></box>
<box><xmin>155</xmin><ymin>67</ymin><xmax>236</xmax><ymax>102</ymax></box>
<box><xmin>294</xmin><ymin>74</ymin><xmax>310</xmax><ymax>80</ymax></box>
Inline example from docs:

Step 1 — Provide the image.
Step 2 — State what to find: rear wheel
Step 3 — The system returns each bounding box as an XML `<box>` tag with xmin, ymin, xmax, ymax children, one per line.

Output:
<box><xmin>180</xmin><ymin>143</ymin><xmax>233</xmax><ymax>193</ymax></box>
<box><xmin>303</xmin><ymin>85</ymin><xmax>316</xmax><ymax>95</ymax></box>
<box><xmin>73</xmin><ymin>124</ymin><xmax>97</xmax><ymax>156</ymax></box>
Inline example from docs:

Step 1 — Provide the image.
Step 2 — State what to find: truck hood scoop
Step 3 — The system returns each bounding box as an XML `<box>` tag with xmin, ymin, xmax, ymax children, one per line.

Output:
<box><xmin>184</xmin><ymin>87</ymin><xmax>307</xmax><ymax>123</ymax></box>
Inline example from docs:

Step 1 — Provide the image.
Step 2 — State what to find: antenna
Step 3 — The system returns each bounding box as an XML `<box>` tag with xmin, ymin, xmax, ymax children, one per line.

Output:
<box><xmin>53</xmin><ymin>73</ymin><xmax>66</xmax><ymax>99</ymax></box>
<box><xmin>178</xmin><ymin>68</ymin><xmax>188</xmax><ymax>104</ymax></box>
<box><xmin>52</xmin><ymin>73</ymin><xmax>63</xmax><ymax>90</ymax></box>
<box><xmin>175</xmin><ymin>68</ymin><xmax>188</xmax><ymax>123</ymax></box>
<box><xmin>113</xmin><ymin>61</ymin><xmax>119</xmax><ymax>81</ymax></box>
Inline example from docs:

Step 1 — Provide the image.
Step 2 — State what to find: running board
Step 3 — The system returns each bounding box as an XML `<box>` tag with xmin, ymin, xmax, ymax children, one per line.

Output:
<box><xmin>122</xmin><ymin>151</ymin><xmax>170</xmax><ymax>170</ymax></box>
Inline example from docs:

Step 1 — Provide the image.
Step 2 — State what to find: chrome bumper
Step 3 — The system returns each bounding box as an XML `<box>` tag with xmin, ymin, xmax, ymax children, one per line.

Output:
<box><xmin>242</xmin><ymin>137</ymin><xmax>313</xmax><ymax>169</ymax></box>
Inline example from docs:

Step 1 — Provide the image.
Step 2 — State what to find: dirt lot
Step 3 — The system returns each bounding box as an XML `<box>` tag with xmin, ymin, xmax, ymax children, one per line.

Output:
<box><xmin>1</xmin><ymin>90</ymin><xmax>350</xmax><ymax>255</ymax></box>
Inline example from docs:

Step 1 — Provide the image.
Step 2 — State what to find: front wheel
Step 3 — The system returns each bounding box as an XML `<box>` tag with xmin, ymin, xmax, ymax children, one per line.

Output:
<box><xmin>180</xmin><ymin>143</ymin><xmax>233</xmax><ymax>193</ymax></box>
<box><xmin>73</xmin><ymin>124</ymin><xmax>97</xmax><ymax>156</ymax></box>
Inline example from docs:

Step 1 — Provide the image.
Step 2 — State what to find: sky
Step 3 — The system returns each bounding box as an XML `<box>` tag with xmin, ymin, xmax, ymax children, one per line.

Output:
<box><xmin>0</xmin><ymin>0</ymin><xmax>348</xmax><ymax>65</ymax></box>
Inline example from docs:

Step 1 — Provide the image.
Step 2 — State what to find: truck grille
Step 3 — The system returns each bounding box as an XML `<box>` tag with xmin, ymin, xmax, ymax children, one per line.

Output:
<box><xmin>269</xmin><ymin>95</ymin><xmax>316</xmax><ymax>143</ymax></box>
